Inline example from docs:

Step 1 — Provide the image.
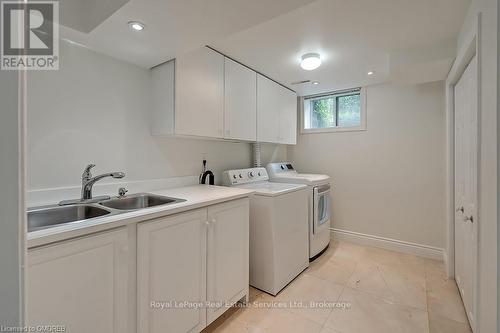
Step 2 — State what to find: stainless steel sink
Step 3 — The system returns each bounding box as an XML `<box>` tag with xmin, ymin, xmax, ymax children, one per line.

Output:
<box><xmin>99</xmin><ymin>193</ymin><xmax>186</xmax><ymax>211</ymax></box>
<box><xmin>28</xmin><ymin>205</ymin><xmax>111</xmax><ymax>232</ymax></box>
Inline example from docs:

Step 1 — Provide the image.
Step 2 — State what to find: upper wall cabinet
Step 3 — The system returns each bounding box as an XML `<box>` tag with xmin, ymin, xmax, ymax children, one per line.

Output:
<box><xmin>257</xmin><ymin>74</ymin><xmax>297</xmax><ymax>144</ymax></box>
<box><xmin>224</xmin><ymin>58</ymin><xmax>257</xmax><ymax>141</ymax></box>
<box><xmin>151</xmin><ymin>47</ymin><xmax>297</xmax><ymax>144</ymax></box>
<box><xmin>176</xmin><ymin>47</ymin><xmax>225</xmax><ymax>138</ymax></box>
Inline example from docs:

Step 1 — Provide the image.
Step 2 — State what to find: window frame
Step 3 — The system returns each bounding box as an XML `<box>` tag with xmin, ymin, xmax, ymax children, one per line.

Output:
<box><xmin>300</xmin><ymin>87</ymin><xmax>367</xmax><ymax>134</ymax></box>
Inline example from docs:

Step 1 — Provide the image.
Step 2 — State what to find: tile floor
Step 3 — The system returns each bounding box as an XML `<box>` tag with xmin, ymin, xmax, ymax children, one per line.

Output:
<box><xmin>203</xmin><ymin>240</ymin><xmax>472</xmax><ymax>333</ymax></box>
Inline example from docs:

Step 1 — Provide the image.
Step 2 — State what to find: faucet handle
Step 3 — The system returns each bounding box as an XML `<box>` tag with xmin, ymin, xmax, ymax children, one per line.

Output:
<box><xmin>82</xmin><ymin>164</ymin><xmax>96</xmax><ymax>180</ymax></box>
<box><xmin>118</xmin><ymin>187</ymin><xmax>128</xmax><ymax>197</ymax></box>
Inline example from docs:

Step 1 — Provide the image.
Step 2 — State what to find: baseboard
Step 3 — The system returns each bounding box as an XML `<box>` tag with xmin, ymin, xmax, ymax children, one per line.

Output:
<box><xmin>331</xmin><ymin>228</ymin><xmax>445</xmax><ymax>261</ymax></box>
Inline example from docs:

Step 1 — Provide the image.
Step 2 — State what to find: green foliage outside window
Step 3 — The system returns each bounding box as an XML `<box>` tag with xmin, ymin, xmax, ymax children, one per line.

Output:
<box><xmin>311</xmin><ymin>97</ymin><xmax>335</xmax><ymax>128</ymax></box>
<box><xmin>310</xmin><ymin>93</ymin><xmax>360</xmax><ymax>129</ymax></box>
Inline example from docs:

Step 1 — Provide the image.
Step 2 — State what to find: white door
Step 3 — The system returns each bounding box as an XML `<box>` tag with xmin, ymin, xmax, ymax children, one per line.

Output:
<box><xmin>454</xmin><ymin>55</ymin><xmax>478</xmax><ymax>329</ymax></box>
<box><xmin>137</xmin><ymin>209</ymin><xmax>208</xmax><ymax>333</ymax></box>
<box><xmin>206</xmin><ymin>199</ymin><xmax>249</xmax><ymax>324</ymax></box>
<box><xmin>224</xmin><ymin>58</ymin><xmax>257</xmax><ymax>141</ymax></box>
<box><xmin>176</xmin><ymin>47</ymin><xmax>224</xmax><ymax>138</ymax></box>
<box><xmin>27</xmin><ymin>228</ymin><xmax>129</xmax><ymax>333</ymax></box>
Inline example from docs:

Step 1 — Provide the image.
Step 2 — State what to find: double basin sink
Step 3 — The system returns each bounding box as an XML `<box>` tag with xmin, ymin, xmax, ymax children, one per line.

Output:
<box><xmin>28</xmin><ymin>193</ymin><xmax>186</xmax><ymax>232</ymax></box>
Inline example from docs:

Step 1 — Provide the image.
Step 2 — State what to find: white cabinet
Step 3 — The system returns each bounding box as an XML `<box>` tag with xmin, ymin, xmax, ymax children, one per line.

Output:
<box><xmin>27</xmin><ymin>228</ymin><xmax>130</xmax><ymax>333</ymax></box>
<box><xmin>151</xmin><ymin>60</ymin><xmax>175</xmax><ymax>136</ymax></box>
<box><xmin>206</xmin><ymin>200</ymin><xmax>249</xmax><ymax>324</ymax></box>
<box><xmin>278</xmin><ymin>87</ymin><xmax>298</xmax><ymax>145</ymax></box>
<box><xmin>257</xmin><ymin>74</ymin><xmax>297</xmax><ymax>144</ymax></box>
<box><xmin>151</xmin><ymin>47</ymin><xmax>297</xmax><ymax>144</ymax></box>
<box><xmin>175</xmin><ymin>47</ymin><xmax>225</xmax><ymax>138</ymax></box>
<box><xmin>137</xmin><ymin>198</ymin><xmax>249</xmax><ymax>332</ymax></box>
<box><xmin>137</xmin><ymin>209</ymin><xmax>207</xmax><ymax>333</ymax></box>
<box><xmin>224</xmin><ymin>58</ymin><xmax>257</xmax><ymax>141</ymax></box>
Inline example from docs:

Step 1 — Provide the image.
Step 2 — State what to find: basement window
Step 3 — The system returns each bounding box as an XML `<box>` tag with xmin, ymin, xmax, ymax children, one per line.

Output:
<box><xmin>301</xmin><ymin>88</ymin><xmax>366</xmax><ymax>133</ymax></box>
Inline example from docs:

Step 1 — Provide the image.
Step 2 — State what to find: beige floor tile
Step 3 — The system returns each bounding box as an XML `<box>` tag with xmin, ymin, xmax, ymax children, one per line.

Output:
<box><xmin>258</xmin><ymin>274</ymin><xmax>344</xmax><ymax>325</ymax></box>
<box><xmin>325</xmin><ymin>287</ymin><xmax>429</xmax><ymax>333</ymax></box>
<box><xmin>249</xmin><ymin>287</ymin><xmax>263</xmax><ymax>302</ymax></box>
<box><xmin>231</xmin><ymin>305</ymin><xmax>323</xmax><ymax>333</ymax></box>
<box><xmin>428</xmin><ymin>313</ymin><xmax>472</xmax><ymax>333</ymax></box>
<box><xmin>305</xmin><ymin>255</ymin><xmax>357</xmax><ymax>285</ymax></box>
<box><xmin>426</xmin><ymin>279</ymin><xmax>468</xmax><ymax>323</ymax></box>
<box><xmin>424</xmin><ymin>259</ymin><xmax>468</xmax><ymax>323</ymax></box>
<box><xmin>346</xmin><ymin>258</ymin><xmax>427</xmax><ymax>310</ymax></box>
<box><xmin>328</xmin><ymin>241</ymin><xmax>366</xmax><ymax>262</ymax></box>
<box><xmin>320</xmin><ymin>327</ymin><xmax>342</xmax><ymax>333</ymax></box>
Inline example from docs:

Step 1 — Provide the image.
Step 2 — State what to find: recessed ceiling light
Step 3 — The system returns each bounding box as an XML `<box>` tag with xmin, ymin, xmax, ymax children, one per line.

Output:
<box><xmin>367</xmin><ymin>71</ymin><xmax>374</xmax><ymax>76</ymax></box>
<box><xmin>300</xmin><ymin>53</ymin><xmax>321</xmax><ymax>71</ymax></box>
<box><xmin>312</xmin><ymin>81</ymin><xmax>319</xmax><ymax>85</ymax></box>
<box><xmin>128</xmin><ymin>21</ymin><xmax>145</xmax><ymax>31</ymax></box>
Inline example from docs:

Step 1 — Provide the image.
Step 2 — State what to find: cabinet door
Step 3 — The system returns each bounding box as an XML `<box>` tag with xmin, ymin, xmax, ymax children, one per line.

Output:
<box><xmin>257</xmin><ymin>74</ymin><xmax>281</xmax><ymax>143</ymax></box>
<box><xmin>150</xmin><ymin>60</ymin><xmax>175</xmax><ymax>136</ymax></box>
<box><xmin>27</xmin><ymin>228</ymin><xmax>129</xmax><ymax>333</ymax></box>
<box><xmin>278</xmin><ymin>88</ymin><xmax>298</xmax><ymax>145</ymax></box>
<box><xmin>224</xmin><ymin>58</ymin><xmax>257</xmax><ymax>141</ymax></box>
<box><xmin>206</xmin><ymin>199</ymin><xmax>249</xmax><ymax>324</ymax></box>
<box><xmin>137</xmin><ymin>209</ymin><xmax>207</xmax><ymax>333</ymax></box>
<box><xmin>176</xmin><ymin>47</ymin><xmax>224</xmax><ymax>138</ymax></box>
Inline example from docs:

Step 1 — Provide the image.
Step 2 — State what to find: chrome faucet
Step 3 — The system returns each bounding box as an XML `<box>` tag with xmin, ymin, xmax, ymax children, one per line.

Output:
<box><xmin>81</xmin><ymin>164</ymin><xmax>125</xmax><ymax>200</ymax></box>
<box><xmin>59</xmin><ymin>164</ymin><xmax>125</xmax><ymax>206</ymax></box>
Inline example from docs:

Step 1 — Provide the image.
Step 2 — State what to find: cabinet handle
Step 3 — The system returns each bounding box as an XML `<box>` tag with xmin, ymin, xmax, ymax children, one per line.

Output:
<box><xmin>211</xmin><ymin>218</ymin><xmax>216</xmax><ymax>224</ymax></box>
<box><xmin>205</xmin><ymin>221</ymin><xmax>210</xmax><ymax>226</ymax></box>
<box><xmin>456</xmin><ymin>206</ymin><xmax>464</xmax><ymax>214</ymax></box>
<box><xmin>463</xmin><ymin>215</ymin><xmax>474</xmax><ymax>223</ymax></box>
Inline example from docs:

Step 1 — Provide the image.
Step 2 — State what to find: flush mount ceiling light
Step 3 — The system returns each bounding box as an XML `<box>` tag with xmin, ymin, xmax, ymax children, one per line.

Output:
<box><xmin>367</xmin><ymin>71</ymin><xmax>375</xmax><ymax>76</ymax></box>
<box><xmin>300</xmin><ymin>53</ymin><xmax>321</xmax><ymax>71</ymax></box>
<box><xmin>312</xmin><ymin>81</ymin><xmax>320</xmax><ymax>85</ymax></box>
<box><xmin>128</xmin><ymin>21</ymin><xmax>145</xmax><ymax>31</ymax></box>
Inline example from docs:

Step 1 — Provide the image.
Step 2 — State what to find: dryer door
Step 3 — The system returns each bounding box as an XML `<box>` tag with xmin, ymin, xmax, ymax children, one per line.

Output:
<box><xmin>313</xmin><ymin>184</ymin><xmax>331</xmax><ymax>234</ymax></box>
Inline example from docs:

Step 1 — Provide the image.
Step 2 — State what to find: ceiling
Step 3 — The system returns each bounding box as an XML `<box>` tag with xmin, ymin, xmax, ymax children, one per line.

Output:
<box><xmin>60</xmin><ymin>0</ymin><xmax>470</xmax><ymax>95</ymax></box>
<box><xmin>60</xmin><ymin>0</ymin><xmax>318</xmax><ymax>66</ymax></box>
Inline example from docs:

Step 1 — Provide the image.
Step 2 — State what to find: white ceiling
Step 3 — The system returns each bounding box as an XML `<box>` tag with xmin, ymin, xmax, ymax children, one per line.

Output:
<box><xmin>61</xmin><ymin>0</ymin><xmax>470</xmax><ymax>96</ymax></box>
<box><xmin>211</xmin><ymin>0</ymin><xmax>470</xmax><ymax>95</ymax></box>
<box><xmin>60</xmin><ymin>0</ymin><xmax>318</xmax><ymax>66</ymax></box>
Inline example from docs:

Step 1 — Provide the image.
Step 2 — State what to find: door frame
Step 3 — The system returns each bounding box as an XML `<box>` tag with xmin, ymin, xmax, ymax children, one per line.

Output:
<box><xmin>444</xmin><ymin>12</ymin><xmax>480</xmax><ymax>330</ymax></box>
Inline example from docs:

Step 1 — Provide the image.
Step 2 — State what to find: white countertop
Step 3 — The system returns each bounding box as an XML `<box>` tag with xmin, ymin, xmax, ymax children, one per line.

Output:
<box><xmin>28</xmin><ymin>185</ymin><xmax>254</xmax><ymax>248</ymax></box>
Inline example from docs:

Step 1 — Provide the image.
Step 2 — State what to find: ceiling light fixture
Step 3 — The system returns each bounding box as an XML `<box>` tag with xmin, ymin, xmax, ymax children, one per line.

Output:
<box><xmin>300</xmin><ymin>53</ymin><xmax>321</xmax><ymax>71</ymax></box>
<box><xmin>128</xmin><ymin>21</ymin><xmax>145</xmax><ymax>31</ymax></box>
<box><xmin>367</xmin><ymin>71</ymin><xmax>374</xmax><ymax>76</ymax></box>
<box><xmin>312</xmin><ymin>81</ymin><xmax>319</xmax><ymax>85</ymax></box>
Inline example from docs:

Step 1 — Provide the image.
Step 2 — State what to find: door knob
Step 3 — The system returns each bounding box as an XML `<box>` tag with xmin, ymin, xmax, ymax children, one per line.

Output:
<box><xmin>463</xmin><ymin>215</ymin><xmax>474</xmax><ymax>223</ymax></box>
<box><xmin>456</xmin><ymin>206</ymin><xmax>464</xmax><ymax>214</ymax></box>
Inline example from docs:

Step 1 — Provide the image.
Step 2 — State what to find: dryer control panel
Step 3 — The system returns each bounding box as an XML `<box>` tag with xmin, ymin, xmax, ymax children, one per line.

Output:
<box><xmin>266</xmin><ymin>162</ymin><xmax>298</xmax><ymax>178</ymax></box>
<box><xmin>222</xmin><ymin>167</ymin><xmax>269</xmax><ymax>186</ymax></box>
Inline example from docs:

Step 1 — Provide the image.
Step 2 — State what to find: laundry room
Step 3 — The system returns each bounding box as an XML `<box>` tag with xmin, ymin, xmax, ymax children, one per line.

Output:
<box><xmin>0</xmin><ymin>0</ymin><xmax>498</xmax><ymax>332</ymax></box>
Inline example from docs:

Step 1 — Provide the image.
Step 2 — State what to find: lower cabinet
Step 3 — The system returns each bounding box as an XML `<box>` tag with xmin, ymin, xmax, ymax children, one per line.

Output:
<box><xmin>137</xmin><ymin>198</ymin><xmax>249</xmax><ymax>333</ymax></box>
<box><xmin>26</xmin><ymin>199</ymin><xmax>249</xmax><ymax>333</ymax></box>
<box><xmin>206</xmin><ymin>200</ymin><xmax>249</xmax><ymax>324</ymax></box>
<box><xmin>27</xmin><ymin>227</ymin><xmax>130</xmax><ymax>333</ymax></box>
<box><xmin>137</xmin><ymin>209</ymin><xmax>208</xmax><ymax>333</ymax></box>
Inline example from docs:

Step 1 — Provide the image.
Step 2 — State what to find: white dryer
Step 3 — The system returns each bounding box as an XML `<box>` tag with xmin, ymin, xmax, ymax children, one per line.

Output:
<box><xmin>267</xmin><ymin>163</ymin><xmax>331</xmax><ymax>260</ymax></box>
<box><xmin>222</xmin><ymin>167</ymin><xmax>309</xmax><ymax>295</ymax></box>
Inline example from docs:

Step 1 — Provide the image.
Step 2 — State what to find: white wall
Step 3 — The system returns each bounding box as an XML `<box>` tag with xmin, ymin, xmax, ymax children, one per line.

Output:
<box><xmin>0</xmin><ymin>69</ymin><xmax>23</xmax><ymax>325</ymax></box>
<box><xmin>456</xmin><ymin>1</ymin><xmax>497</xmax><ymax>332</ymax></box>
<box><xmin>288</xmin><ymin>81</ymin><xmax>446</xmax><ymax>249</ymax></box>
<box><xmin>27</xmin><ymin>41</ymin><xmax>286</xmax><ymax>196</ymax></box>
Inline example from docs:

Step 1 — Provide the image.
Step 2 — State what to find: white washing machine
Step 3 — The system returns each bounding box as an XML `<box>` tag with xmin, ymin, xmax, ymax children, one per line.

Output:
<box><xmin>222</xmin><ymin>167</ymin><xmax>309</xmax><ymax>295</ymax></box>
<box><xmin>267</xmin><ymin>163</ymin><xmax>331</xmax><ymax>260</ymax></box>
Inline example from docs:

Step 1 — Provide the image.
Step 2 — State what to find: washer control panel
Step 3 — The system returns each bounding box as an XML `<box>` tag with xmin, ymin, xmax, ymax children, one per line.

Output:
<box><xmin>223</xmin><ymin>167</ymin><xmax>268</xmax><ymax>185</ymax></box>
